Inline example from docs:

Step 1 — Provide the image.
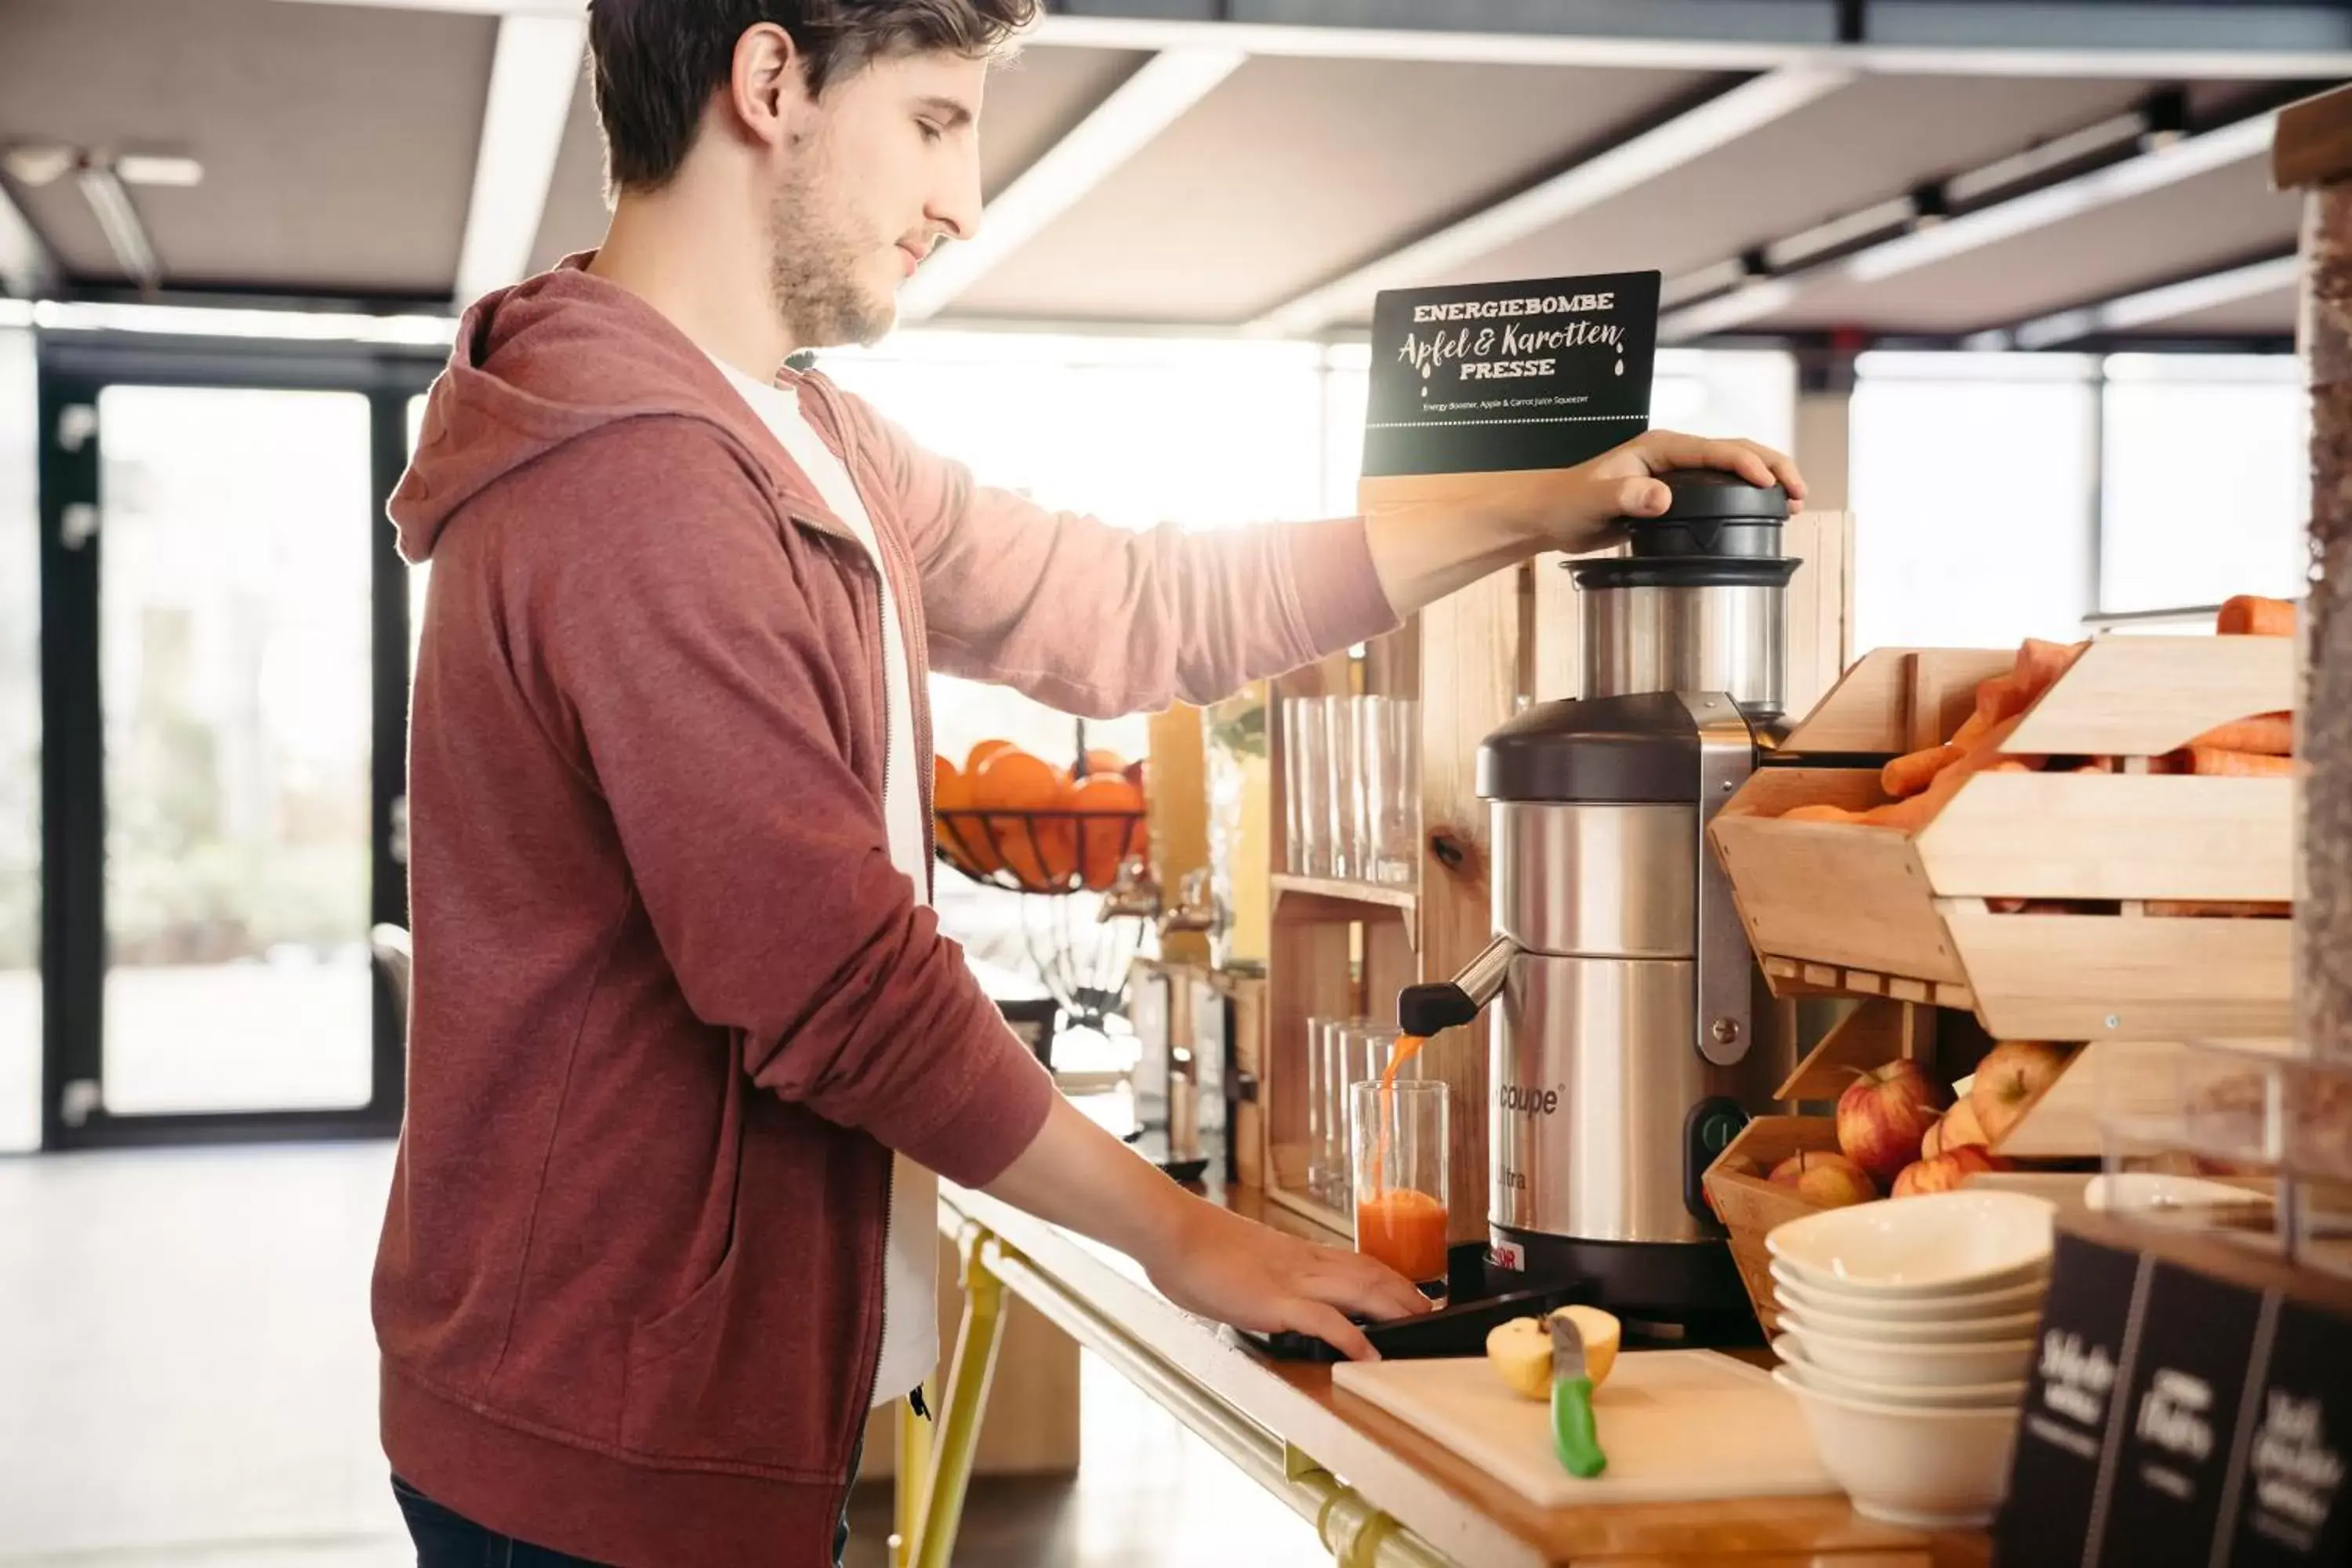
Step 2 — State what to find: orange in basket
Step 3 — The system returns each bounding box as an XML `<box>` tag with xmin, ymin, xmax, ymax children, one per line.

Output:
<box><xmin>973</xmin><ymin>750</ymin><xmax>1076</xmax><ymax>887</ymax></box>
<box><xmin>1069</xmin><ymin>772</ymin><xmax>1145</xmax><ymax>890</ymax></box>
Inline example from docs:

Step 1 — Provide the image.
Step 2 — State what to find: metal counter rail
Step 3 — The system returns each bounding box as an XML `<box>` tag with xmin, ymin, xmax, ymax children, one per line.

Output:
<box><xmin>891</xmin><ymin>1217</ymin><xmax>1454</xmax><ymax>1568</ymax></box>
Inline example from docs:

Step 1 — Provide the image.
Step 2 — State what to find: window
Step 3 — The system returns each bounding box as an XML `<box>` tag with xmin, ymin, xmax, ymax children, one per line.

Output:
<box><xmin>93</xmin><ymin>386</ymin><xmax>377</xmax><ymax>1116</ymax></box>
<box><xmin>2100</xmin><ymin>354</ymin><xmax>2308</xmax><ymax>615</ymax></box>
<box><xmin>1851</xmin><ymin>352</ymin><xmax>2099</xmax><ymax>654</ymax></box>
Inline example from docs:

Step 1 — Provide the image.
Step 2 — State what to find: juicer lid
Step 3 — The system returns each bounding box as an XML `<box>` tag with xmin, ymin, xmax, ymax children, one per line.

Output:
<box><xmin>1477</xmin><ymin>691</ymin><xmax>1714</xmax><ymax>804</ymax></box>
<box><xmin>1638</xmin><ymin>469</ymin><xmax>1790</xmax><ymax>524</ymax></box>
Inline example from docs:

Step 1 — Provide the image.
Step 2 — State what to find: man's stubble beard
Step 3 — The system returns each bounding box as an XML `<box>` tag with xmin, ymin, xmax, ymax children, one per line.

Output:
<box><xmin>768</xmin><ymin>155</ymin><xmax>895</xmax><ymax>350</ymax></box>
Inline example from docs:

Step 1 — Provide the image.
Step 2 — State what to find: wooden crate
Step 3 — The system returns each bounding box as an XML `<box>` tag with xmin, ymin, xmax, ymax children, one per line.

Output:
<box><xmin>1700</xmin><ymin>1116</ymin><xmax>1844</xmax><ymax>1335</ymax></box>
<box><xmin>1710</xmin><ymin>638</ymin><xmax>2296</xmax><ymax>1043</ymax></box>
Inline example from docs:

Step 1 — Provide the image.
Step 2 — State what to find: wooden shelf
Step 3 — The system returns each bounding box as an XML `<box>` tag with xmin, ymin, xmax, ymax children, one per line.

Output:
<box><xmin>1762</xmin><ymin>956</ymin><xmax>1976</xmax><ymax>1011</ymax></box>
<box><xmin>1270</xmin><ymin>873</ymin><xmax>1419</xmax><ymax>919</ymax></box>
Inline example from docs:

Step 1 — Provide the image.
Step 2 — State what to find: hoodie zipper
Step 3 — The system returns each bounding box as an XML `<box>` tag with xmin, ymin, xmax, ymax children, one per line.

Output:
<box><xmin>779</xmin><ymin>372</ymin><xmax>928</xmax><ymax>1430</ymax></box>
<box><xmin>788</xmin><ymin>463</ymin><xmax>902</xmax><ymax>1432</ymax></box>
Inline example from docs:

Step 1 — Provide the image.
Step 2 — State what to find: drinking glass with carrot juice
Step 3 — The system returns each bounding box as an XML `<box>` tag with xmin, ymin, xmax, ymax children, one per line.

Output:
<box><xmin>1350</xmin><ymin>1044</ymin><xmax>1449</xmax><ymax>1305</ymax></box>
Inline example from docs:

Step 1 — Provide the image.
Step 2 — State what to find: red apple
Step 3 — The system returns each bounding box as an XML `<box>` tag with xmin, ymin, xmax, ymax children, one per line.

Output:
<box><xmin>1836</xmin><ymin>1060</ymin><xmax>1952</xmax><ymax>1181</ymax></box>
<box><xmin>1891</xmin><ymin>1145</ymin><xmax>2012</xmax><ymax>1198</ymax></box>
<box><xmin>1922</xmin><ymin>1098</ymin><xmax>1989</xmax><ymax>1160</ymax></box>
<box><xmin>1769</xmin><ymin>1150</ymin><xmax>1878</xmax><ymax>1209</ymax></box>
<box><xmin>1971</xmin><ymin>1041</ymin><xmax>2074</xmax><ymax>1145</ymax></box>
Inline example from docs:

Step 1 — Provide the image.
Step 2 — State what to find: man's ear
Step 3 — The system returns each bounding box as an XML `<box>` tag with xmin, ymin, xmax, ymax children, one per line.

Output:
<box><xmin>728</xmin><ymin>22</ymin><xmax>808</xmax><ymax>150</ymax></box>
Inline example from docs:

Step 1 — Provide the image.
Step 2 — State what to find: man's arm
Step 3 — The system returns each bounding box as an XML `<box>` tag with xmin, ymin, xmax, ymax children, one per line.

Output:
<box><xmin>848</xmin><ymin>385</ymin><xmax>1802</xmax><ymax>715</ymax></box>
<box><xmin>519</xmin><ymin>418</ymin><xmax>1421</xmax><ymax>1352</ymax></box>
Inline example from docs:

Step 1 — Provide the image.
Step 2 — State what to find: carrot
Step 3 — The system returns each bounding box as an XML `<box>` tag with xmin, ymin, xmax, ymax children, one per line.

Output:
<box><xmin>1780</xmin><ymin>803</ymin><xmax>1862</xmax><ymax>823</ymax></box>
<box><xmin>2186</xmin><ymin>746</ymin><xmax>2295</xmax><ymax>778</ymax></box>
<box><xmin>1860</xmin><ymin>724</ymin><xmax>2035</xmax><ymax>830</ymax></box>
<box><xmin>1882</xmin><ymin>743</ymin><xmax>1962</xmax><ymax>799</ymax></box>
<box><xmin>2147</xmin><ymin>900</ymin><xmax>2292</xmax><ymax>917</ymax></box>
<box><xmin>2012</xmin><ymin>638</ymin><xmax>2089</xmax><ymax>709</ymax></box>
<box><xmin>1962</xmin><ymin>639</ymin><xmax>2086</xmax><ymax>739</ymax></box>
<box><xmin>2218</xmin><ymin>596</ymin><xmax>2296</xmax><ymax>637</ymax></box>
<box><xmin>2189</xmin><ymin>712</ymin><xmax>2293</xmax><ymax>756</ymax></box>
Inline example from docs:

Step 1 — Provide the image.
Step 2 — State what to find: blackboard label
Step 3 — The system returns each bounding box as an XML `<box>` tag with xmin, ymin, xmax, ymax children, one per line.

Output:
<box><xmin>2100</xmin><ymin>1262</ymin><xmax>2266</xmax><ymax>1564</ymax></box>
<box><xmin>1996</xmin><ymin>1231</ymin><xmax>2146</xmax><ymax>1566</ymax></box>
<box><xmin>1363</xmin><ymin>272</ymin><xmax>1660</xmax><ymax>478</ymax></box>
<box><xmin>2227</xmin><ymin>1298</ymin><xmax>2352</xmax><ymax>1564</ymax></box>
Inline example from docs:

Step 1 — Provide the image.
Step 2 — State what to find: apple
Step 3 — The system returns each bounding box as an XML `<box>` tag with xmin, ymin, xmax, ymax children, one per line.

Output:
<box><xmin>1891</xmin><ymin>1145</ymin><xmax>2011</xmax><ymax>1198</ymax></box>
<box><xmin>1836</xmin><ymin>1059</ymin><xmax>1951</xmax><ymax>1182</ymax></box>
<box><xmin>1971</xmin><ymin>1041</ymin><xmax>2073</xmax><ymax>1145</ymax></box>
<box><xmin>1922</xmin><ymin>1098</ymin><xmax>1989</xmax><ymax>1160</ymax></box>
<box><xmin>1769</xmin><ymin>1149</ymin><xmax>1878</xmax><ymax>1209</ymax></box>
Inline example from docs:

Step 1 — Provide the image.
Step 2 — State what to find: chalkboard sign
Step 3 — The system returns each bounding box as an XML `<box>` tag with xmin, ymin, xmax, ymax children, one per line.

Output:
<box><xmin>2226</xmin><ymin>1297</ymin><xmax>2352</xmax><ymax>1564</ymax></box>
<box><xmin>1996</xmin><ymin>1230</ymin><xmax>2145</xmax><ymax>1566</ymax></box>
<box><xmin>2101</xmin><ymin>1262</ymin><xmax>2267</xmax><ymax>1564</ymax></box>
<box><xmin>1363</xmin><ymin>271</ymin><xmax>1660</xmax><ymax>479</ymax></box>
<box><xmin>1995</xmin><ymin>1216</ymin><xmax>2352</xmax><ymax>1567</ymax></box>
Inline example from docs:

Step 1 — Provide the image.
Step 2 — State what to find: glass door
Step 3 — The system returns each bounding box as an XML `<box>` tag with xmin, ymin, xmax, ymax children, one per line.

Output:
<box><xmin>38</xmin><ymin>335</ymin><xmax>434</xmax><ymax>1146</ymax></box>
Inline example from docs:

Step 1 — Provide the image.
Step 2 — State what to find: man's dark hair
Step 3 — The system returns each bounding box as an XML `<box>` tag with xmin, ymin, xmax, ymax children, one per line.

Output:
<box><xmin>588</xmin><ymin>1</ymin><xmax>1037</xmax><ymax>191</ymax></box>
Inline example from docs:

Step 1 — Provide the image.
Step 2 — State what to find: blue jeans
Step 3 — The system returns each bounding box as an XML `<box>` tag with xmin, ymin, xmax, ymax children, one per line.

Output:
<box><xmin>392</xmin><ymin>1443</ymin><xmax>860</xmax><ymax>1567</ymax></box>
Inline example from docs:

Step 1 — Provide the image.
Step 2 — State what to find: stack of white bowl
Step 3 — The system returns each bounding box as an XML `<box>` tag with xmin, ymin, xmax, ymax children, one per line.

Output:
<box><xmin>1764</xmin><ymin>1189</ymin><xmax>2056</xmax><ymax>1530</ymax></box>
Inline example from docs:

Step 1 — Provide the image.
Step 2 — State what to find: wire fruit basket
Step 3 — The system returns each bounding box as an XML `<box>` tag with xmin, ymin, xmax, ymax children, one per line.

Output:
<box><xmin>935</xmin><ymin>807</ymin><xmax>1150</xmax><ymax>1032</ymax></box>
<box><xmin>934</xmin><ymin>809</ymin><xmax>1146</xmax><ymax>896</ymax></box>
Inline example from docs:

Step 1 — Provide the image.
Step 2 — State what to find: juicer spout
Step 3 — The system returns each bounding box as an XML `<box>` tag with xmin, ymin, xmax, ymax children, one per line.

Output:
<box><xmin>1396</xmin><ymin>932</ymin><xmax>1520</xmax><ymax>1037</ymax></box>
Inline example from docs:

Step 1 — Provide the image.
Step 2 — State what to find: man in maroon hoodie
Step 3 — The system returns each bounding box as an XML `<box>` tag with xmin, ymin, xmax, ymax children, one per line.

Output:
<box><xmin>377</xmin><ymin>2</ymin><xmax>1802</xmax><ymax>1563</ymax></box>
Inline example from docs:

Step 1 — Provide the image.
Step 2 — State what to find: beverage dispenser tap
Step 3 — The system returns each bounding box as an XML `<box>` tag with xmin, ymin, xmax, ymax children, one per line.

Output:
<box><xmin>1398</xmin><ymin>934</ymin><xmax>1520</xmax><ymax>1038</ymax></box>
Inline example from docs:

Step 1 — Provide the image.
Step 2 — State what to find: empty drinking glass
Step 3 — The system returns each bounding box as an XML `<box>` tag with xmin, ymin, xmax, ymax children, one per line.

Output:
<box><xmin>1305</xmin><ymin>1013</ymin><xmax>1334</xmax><ymax>1204</ymax></box>
<box><xmin>1283</xmin><ymin>696</ymin><xmax>1332</xmax><ymax>877</ymax></box>
<box><xmin>1327</xmin><ymin>697</ymin><xmax>1365</xmax><ymax>880</ymax></box>
<box><xmin>1358</xmin><ymin>695</ymin><xmax>1420</xmax><ymax>886</ymax></box>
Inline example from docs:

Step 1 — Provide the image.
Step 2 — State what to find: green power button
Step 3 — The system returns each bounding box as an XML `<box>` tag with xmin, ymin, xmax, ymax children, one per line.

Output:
<box><xmin>1700</xmin><ymin>1109</ymin><xmax>1742</xmax><ymax>1153</ymax></box>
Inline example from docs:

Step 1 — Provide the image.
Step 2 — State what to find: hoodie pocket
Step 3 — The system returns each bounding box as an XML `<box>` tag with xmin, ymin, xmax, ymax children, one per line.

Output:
<box><xmin>619</xmin><ymin>1220</ymin><xmax>865</xmax><ymax>1473</ymax></box>
<box><xmin>623</xmin><ymin>1236</ymin><xmax>741</xmax><ymax>1377</ymax></box>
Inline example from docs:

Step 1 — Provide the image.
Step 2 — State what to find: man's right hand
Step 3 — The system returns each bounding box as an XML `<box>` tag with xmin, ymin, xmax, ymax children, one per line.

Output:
<box><xmin>1141</xmin><ymin>1197</ymin><xmax>1432</xmax><ymax>1362</ymax></box>
<box><xmin>982</xmin><ymin>1093</ymin><xmax>1429</xmax><ymax>1359</ymax></box>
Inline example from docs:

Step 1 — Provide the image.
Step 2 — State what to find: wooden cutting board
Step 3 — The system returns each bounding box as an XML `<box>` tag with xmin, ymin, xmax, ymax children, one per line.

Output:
<box><xmin>1331</xmin><ymin>1349</ymin><xmax>1837</xmax><ymax>1508</ymax></box>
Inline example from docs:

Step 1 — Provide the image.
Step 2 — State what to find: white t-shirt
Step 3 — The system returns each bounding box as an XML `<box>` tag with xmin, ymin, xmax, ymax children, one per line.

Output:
<box><xmin>710</xmin><ymin>355</ymin><xmax>938</xmax><ymax>1409</ymax></box>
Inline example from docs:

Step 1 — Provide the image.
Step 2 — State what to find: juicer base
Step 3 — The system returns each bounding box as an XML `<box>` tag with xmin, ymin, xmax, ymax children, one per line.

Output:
<box><xmin>1488</xmin><ymin>1225</ymin><xmax>1759</xmax><ymax>1345</ymax></box>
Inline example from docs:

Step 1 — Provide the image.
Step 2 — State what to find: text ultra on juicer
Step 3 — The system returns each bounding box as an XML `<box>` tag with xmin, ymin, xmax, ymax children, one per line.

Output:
<box><xmin>1399</xmin><ymin>470</ymin><xmax>1798</xmax><ymax>1332</ymax></box>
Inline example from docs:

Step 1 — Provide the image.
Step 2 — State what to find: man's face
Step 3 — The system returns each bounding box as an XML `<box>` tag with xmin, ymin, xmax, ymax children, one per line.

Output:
<box><xmin>768</xmin><ymin>51</ymin><xmax>986</xmax><ymax>348</ymax></box>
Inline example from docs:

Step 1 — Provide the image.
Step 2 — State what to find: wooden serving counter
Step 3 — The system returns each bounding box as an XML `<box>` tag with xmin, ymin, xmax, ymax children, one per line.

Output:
<box><xmin>929</xmin><ymin>1174</ymin><xmax>1994</xmax><ymax>1568</ymax></box>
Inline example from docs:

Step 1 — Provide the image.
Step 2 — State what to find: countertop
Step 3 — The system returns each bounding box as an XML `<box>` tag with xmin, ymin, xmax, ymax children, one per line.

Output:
<box><xmin>938</xmin><ymin>1156</ymin><xmax>1998</xmax><ymax>1568</ymax></box>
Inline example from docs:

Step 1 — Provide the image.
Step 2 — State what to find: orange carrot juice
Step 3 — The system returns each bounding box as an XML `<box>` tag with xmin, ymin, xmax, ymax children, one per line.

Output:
<box><xmin>1354</xmin><ymin>1186</ymin><xmax>1449</xmax><ymax>1284</ymax></box>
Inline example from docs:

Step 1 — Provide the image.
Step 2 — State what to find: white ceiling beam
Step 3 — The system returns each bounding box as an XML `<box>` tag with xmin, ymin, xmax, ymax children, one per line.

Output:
<box><xmin>896</xmin><ymin>46</ymin><xmax>1244</xmax><ymax>322</ymax></box>
<box><xmin>1965</xmin><ymin>252</ymin><xmax>2301</xmax><ymax>350</ymax></box>
<box><xmin>452</xmin><ymin>13</ymin><xmax>586</xmax><ymax>304</ymax></box>
<box><xmin>269</xmin><ymin>1</ymin><xmax>2352</xmax><ymax>80</ymax></box>
<box><xmin>1657</xmin><ymin>111</ymin><xmax>2280</xmax><ymax>341</ymax></box>
<box><xmin>1247</xmin><ymin>64</ymin><xmax>1855</xmax><ymax>337</ymax></box>
<box><xmin>0</xmin><ymin>183</ymin><xmax>56</xmax><ymax>299</ymax></box>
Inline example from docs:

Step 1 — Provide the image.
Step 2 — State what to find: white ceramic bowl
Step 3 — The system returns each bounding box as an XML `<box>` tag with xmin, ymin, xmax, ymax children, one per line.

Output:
<box><xmin>1767</xmin><ymin>1190</ymin><xmax>2056</xmax><ymax>1298</ymax></box>
<box><xmin>1773</xmin><ymin>1335</ymin><xmax>2027</xmax><ymax>1410</ymax></box>
<box><xmin>1780</xmin><ymin>1323</ymin><xmax>2036</xmax><ymax>1389</ymax></box>
<box><xmin>1773</xmin><ymin>1366</ymin><xmax>2022</xmax><ymax>1530</ymax></box>
<box><xmin>1770</xmin><ymin>1261</ymin><xmax>2048</xmax><ymax>1323</ymax></box>
<box><xmin>1777</xmin><ymin>1298</ymin><xmax>2044</xmax><ymax>1345</ymax></box>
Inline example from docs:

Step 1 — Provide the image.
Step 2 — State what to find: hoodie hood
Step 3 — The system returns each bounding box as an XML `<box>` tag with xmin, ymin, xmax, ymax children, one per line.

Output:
<box><xmin>392</xmin><ymin>255</ymin><xmax>809</xmax><ymax>563</ymax></box>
